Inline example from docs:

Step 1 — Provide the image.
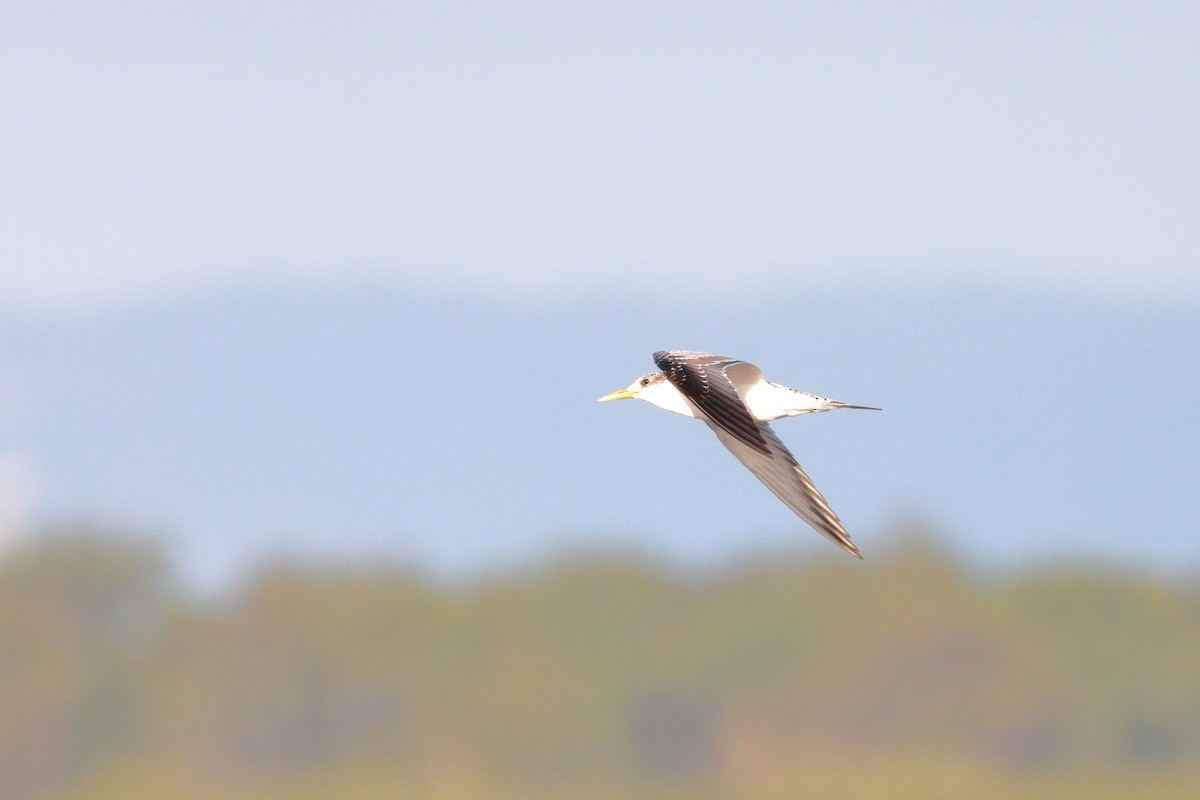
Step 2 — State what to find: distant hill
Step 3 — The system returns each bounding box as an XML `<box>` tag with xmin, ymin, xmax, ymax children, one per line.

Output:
<box><xmin>3</xmin><ymin>528</ymin><xmax>1198</xmax><ymax>800</ymax></box>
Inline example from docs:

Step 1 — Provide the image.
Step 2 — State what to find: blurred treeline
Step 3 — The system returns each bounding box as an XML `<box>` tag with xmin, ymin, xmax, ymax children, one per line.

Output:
<box><xmin>2</xmin><ymin>528</ymin><xmax>1199</xmax><ymax>800</ymax></box>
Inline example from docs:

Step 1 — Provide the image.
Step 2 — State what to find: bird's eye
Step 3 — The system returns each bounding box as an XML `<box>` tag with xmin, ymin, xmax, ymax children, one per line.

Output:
<box><xmin>640</xmin><ymin>378</ymin><xmax>649</xmax><ymax>386</ymax></box>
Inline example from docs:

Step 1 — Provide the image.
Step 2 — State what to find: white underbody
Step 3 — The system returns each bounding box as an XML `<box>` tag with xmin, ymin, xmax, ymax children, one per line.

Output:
<box><xmin>634</xmin><ymin>378</ymin><xmax>841</xmax><ymax>421</ymax></box>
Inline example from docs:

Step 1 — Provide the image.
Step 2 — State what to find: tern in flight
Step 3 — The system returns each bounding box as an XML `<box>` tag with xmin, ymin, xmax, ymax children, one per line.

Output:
<box><xmin>599</xmin><ymin>350</ymin><xmax>879</xmax><ymax>558</ymax></box>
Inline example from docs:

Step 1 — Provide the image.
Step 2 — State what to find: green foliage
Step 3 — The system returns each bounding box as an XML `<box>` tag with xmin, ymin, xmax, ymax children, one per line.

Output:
<box><xmin>2</xmin><ymin>527</ymin><xmax>1198</xmax><ymax>799</ymax></box>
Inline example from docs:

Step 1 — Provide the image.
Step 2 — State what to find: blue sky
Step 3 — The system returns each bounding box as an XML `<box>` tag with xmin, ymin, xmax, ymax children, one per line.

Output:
<box><xmin>3</xmin><ymin>286</ymin><xmax>1196</xmax><ymax>590</ymax></box>
<box><xmin>1</xmin><ymin>3</ymin><xmax>1197</xmax><ymax>586</ymax></box>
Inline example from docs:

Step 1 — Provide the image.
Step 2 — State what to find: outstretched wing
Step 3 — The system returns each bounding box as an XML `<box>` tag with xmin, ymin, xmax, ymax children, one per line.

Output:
<box><xmin>705</xmin><ymin>419</ymin><xmax>862</xmax><ymax>558</ymax></box>
<box><xmin>653</xmin><ymin>350</ymin><xmax>770</xmax><ymax>455</ymax></box>
<box><xmin>652</xmin><ymin>351</ymin><xmax>861</xmax><ymax>557</ymax></box>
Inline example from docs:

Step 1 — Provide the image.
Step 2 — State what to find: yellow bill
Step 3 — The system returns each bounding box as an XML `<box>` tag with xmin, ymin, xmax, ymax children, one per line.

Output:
<box><xmin>597</xmin><ymin>388</ymin><xmax>636</xmax><ymax>402</ymax></box>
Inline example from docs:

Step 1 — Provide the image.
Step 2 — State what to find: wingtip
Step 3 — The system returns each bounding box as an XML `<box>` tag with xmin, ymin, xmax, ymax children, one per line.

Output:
<box><xmin>834</xmin><ymin>535</ymin><xmax>863</xmax><ymax>559</ymax></box>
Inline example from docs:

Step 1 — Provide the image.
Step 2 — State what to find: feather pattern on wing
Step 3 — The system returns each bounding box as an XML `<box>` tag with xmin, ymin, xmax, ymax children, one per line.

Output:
<box><xmin>653</xmin><ymin>351</ymin><xmax>771</xmax><ymax>455</ymax></box>
<box><xmin>704</xmin><ymin>421</ymin><xmax>861</xmax><ymax>557</ymax></box>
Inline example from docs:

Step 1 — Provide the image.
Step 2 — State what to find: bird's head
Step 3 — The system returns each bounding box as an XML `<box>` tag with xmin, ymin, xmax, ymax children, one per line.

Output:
<box><xmin>597</xmin><ymin>372</ymin><xmax>668</xmax><ymax>403</ymax></box>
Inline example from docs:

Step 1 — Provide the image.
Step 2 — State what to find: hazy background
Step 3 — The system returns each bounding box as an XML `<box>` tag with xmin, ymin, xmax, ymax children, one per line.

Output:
<box><xmin>1</xmin><ymin>2</ymin><xmax>1198</xmax><ymax>797</ymax></box>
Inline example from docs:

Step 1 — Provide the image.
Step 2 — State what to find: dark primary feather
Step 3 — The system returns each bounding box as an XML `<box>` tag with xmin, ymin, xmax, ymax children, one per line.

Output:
<box><xmin>652</xmin><ymin>351</ymin><xmax>771</xmax><ymax>455</ymax></box>
<box><xmin>705</xmin><ymin>421</ymin><xmax>862</xmax><ymax>557</ymax></box>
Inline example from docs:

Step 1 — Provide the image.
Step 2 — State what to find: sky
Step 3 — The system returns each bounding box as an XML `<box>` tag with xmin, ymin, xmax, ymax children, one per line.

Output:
<box><xmin>2</xmin><ymin>2</ymin><xmax>1197</xmax><ymax>309</ymax></box>
<box><xmin>1</xmin><ymin>3</ymin><xmax>1197</xmax><ymax>587</ymax></box>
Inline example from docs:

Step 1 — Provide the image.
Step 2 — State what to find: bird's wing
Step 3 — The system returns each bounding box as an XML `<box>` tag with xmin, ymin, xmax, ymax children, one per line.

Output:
<box><xmin>653</xmin><ymin>350</ymin><xmax>861</xmax><ymax>557</ymax></box>
<box><xmin>703</xmin><ymin>419</ymin><xmax>862</xmax><ymax>558</ymax></box>
<box><xmin>653</xmin><ymin>351</ymin><xmax>770</xmax><ymax>455</ymax></box>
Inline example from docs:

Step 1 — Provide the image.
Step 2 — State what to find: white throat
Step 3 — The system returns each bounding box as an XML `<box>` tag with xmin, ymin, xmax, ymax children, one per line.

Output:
<box><xmin>634</xmin><ymin>380</ymin><xmax>699</xmax><ymax>418</ymax></box>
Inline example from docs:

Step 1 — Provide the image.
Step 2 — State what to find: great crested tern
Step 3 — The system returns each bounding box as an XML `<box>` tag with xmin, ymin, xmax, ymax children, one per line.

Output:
<box><xmin>599</xmin><ymin>350</ymin><xmax>879</xmax><ymax>558</ymax></box>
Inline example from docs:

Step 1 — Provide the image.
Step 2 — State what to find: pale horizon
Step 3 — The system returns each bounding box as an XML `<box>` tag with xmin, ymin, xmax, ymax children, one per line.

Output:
<box><xmin>3</xmin><ymin>2</ymin><xmax>1197</xmax><ymax>311</ymax></box>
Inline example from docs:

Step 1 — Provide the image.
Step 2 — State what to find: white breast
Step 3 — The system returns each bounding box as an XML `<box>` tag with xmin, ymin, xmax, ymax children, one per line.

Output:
<box><xmin>636</xmin><ymin>380</ymin><xmax>701</xmax><ymax>418</ymax></box>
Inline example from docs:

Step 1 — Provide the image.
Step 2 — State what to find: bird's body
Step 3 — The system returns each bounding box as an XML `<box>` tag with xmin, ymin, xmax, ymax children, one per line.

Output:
<box><xmin>632</xmin><ymin>372</ymin><xmax>862</xmax><ymax>421</ymax></box>
<box><xmin>599</xmin><ymin>350</ymin><xmax>879</xmax><ymax>558</ymax></box>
